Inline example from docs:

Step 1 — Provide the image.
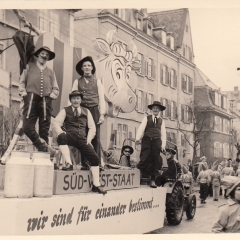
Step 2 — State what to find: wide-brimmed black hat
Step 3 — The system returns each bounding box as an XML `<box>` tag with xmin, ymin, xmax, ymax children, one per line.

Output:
<box><xmin>34</xmin><ymin>46</ymin><xmax>55</xmax><ymax>61</ymax></box>
<box><xmin>76</xmin><ymin>56</ymin><xmax>96</xmax><ymax>76</ymax></box>
<box><xmin>69</xmin><ymin>90</ymin><xmax>83</xmax><ymax>101</ymax></box>
<box><xmin>148</xmin><ymin>101</ymin><xmax>166</xmax><ymax>111</ymax></box>
<box><xmin>165</xmin><ymin>148</ymin><xmax>176</xmax><ymax>155</ymax></box>
<box><xmin>121</xmin><ymin>145</ymin><xmax>134</xmax><ymax>155</ymax></box>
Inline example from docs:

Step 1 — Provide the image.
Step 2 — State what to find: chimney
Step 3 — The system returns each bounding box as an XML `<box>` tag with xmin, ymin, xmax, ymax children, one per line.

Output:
<box><xmin>141</xmin><ymin>9</ymin><xmax>148</xmax><ymax>18</ymax></box>
<box><xmin>153</xmin><ymin>27</ymin><xmax>166</xmax><ymax>45</ymax></box>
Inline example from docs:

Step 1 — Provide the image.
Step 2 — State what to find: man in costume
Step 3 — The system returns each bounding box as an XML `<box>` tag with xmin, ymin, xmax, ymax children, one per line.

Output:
<box><xmin>19</xmin><ymin>46</ymin><xmax>59</xmax><ymax>153</ymax></box>
<box><xmin>136</xmin><ymin>101</ymin><xmax>166</xmax><ymax>188</ymax></box>
<box><xmin>52</xmin><ymin>90</ymin><xmax>107</xmax><ymax>194</ymax></box>
<box><xmin>71</xmin><ymin>56</ymin><xmax>105</xmax><ymax>159</ymax></box>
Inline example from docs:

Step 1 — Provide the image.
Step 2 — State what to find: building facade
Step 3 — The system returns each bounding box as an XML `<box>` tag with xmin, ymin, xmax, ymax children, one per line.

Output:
<box><xmin>194</xmin><ymin>68</ymin><xmax>233</xmax><ymax>164</ymax></box>
<box><xmin>74</xmin><ymin>8</ymin><xmax>196</xmax><ymax>165</ymax></box>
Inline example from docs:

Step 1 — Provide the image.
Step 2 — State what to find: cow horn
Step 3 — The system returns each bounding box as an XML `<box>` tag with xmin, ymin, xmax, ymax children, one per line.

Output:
<box><xmin>130</xmin><ymin>39</ymin><xmax>138</xmax><ymax>58</ymax></box>
<box><xmin>106</xmin><ymin>29</ymin><xmax>117</xmax><ymax>45</ymax></box>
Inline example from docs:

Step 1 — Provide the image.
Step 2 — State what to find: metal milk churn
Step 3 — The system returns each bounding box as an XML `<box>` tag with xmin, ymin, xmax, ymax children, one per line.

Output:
<box><xmin>33</xmin><ymin>152</ymin><xmax>54</xmax><ymax>197</ymax></box>
<box><xmin>4</xmin><ymin>151</ymin><xmax>34</xmax><ymax>198</ymax></box>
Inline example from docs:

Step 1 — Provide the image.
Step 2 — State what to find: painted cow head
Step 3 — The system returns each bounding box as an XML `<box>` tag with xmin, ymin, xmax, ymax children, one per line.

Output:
<box><xmin>93</xmin><ymin>31</ymin><xmax>140</xmax><ymax>116</ymax></box>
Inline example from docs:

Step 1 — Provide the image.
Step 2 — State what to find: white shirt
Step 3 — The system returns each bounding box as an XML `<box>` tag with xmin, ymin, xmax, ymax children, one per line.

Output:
<box><xmin>52</xmin><ymin>106</ymin><xmax>96</xmax><ymax>144</ymax></box>
<box><xmin>71</xmin><ymin>77</ymin><xmax>106</xmax><ymax>115</ymax></box>
<box><xmin>136</xmin><ymin>113</ymin><xmax>166</xmax><ymax>149</ymax></box>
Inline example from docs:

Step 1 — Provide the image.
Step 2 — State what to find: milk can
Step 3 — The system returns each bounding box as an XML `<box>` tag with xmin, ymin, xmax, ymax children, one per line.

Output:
<box><xmin>33</xmin><ymin>152</ymin><xmax>54</xmax><ymax>197</ymax></box>
<box><xmin>4</xmin><ymin>151</ymin><xmax>34</xmax><ymax>198</ymax></box>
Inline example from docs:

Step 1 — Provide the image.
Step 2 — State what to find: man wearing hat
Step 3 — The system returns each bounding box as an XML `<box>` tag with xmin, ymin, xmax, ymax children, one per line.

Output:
<box><xmin>181</xmin><ymin>164</ymin><xmax>193</xmax><ymax>195</ymax></box>
<box><xmin>19</xmin><ymin>46</ymin><xmax>59</xmax><ymax>153</ymax></box>
<box><xmin>212</xmin><ymin>177</ymin><xmax>240</xmax><ymax>233</ymax></box>
<box><xmin>198</xmin><ymin>156</ymin><xmax>208</xmax><ymax>173</ymax></box>
<box><xmin>71</xmin><ymin>56</ymin><xmax>105</xmax><ymax>159</ymax></box>
<box><xmin>52</xmin><ymin>90</ymin><xmax>107</xmax><ymax>194</ymax></box>
<box><xmin>136</xmin><ymin>101</ymin><xmax>166</xmax><ymax>188</ymax></box>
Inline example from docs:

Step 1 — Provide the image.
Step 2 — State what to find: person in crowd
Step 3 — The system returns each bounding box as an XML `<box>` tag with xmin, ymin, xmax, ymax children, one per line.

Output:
<box><xmin>207</xmin><ymin>164</ymin><xmax>214</xmax><ymax>197</ymax></box>
<box><xmin>136</xmin><ymin>101</ymin><xmax>166</xmax><ymax>188</ymax></box>
<box><xmin>181</xmin><ymin>164</ymin><xmax>193</xmax><ymax>194</ymax></box>
<box><xmin>119</xmin><ymin>145</ymin><xmax>134</xmax><ymax>167</ymax></box>
<box><xmin>222</xmin><ymin>161</ymin><xmax>235</xmax><ymax>198</ymax></box>
<box><xmin>236</xmin><ymin>165</ymin><xmax>240</xmax><ymax>178</ymax></box>
<box><xmin>198</xmin><ymin>156</ymin><xmax>208</xmax><ymax>173</ymax></box>
<box><xmin>218</xmin><ymin>161</ymin><xmax>225</xmax><ymax>196</ymax></box>
<box><xmin>212</xmin><ymin>165</ymin><xmax>221</xmax><ymax>201</ymax></box>
<box><xmin>52</xmin><ymin>90</ymin><xmax>106</xmax><ymax>194</ymax></box>
<box><xmin>197</xmin><ymin>164</ymin><xmax>211</xmax><ymax>204</ymax></box>
<box><xmin>212</xmin><ymin>178</ymin><xmax>240</xmax><ymax>233</ymax></box>
<box><xmin>71</xmin><ymin>56</ymin><xmax>105</xmax><ymax>159</ymax></box>
<box><xmin>187</xmin><ymin>161</ymin><xmax>192</xmax><ymax>172</ymax></box>
<box><xmin>19</xmin><ymin>46</ymin><xmax>59</xmax><ymax>155</ymax></box>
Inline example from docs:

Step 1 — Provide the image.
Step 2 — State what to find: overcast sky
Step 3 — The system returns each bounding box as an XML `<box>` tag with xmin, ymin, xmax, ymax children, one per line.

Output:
<box><xmin>150</xmin><ymin>7</ymin><xmax>240</xmax><ymax>91</ymax></box>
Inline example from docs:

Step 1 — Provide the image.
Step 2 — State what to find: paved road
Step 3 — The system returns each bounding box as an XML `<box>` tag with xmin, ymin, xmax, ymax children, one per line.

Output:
<box><xmin>151</xmin><ymin>187</ymin><xmax>226</xmax><ymax>234</ymax></box>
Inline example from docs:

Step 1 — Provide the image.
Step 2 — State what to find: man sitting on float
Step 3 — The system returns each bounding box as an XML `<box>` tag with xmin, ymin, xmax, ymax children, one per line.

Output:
<box><xmin>52</xmin><ymin>90</ymin><xmax>107</xmax><ymax>194</ymax></box>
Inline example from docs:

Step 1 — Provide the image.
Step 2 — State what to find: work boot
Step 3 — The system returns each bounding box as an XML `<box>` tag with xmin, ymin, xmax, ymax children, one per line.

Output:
<box><xmin>33</xmin><ymin>138</ymin><xmax>48</xmax><ymax>152</ymax></box>
<box><xmin>150</xmin><ymin>180</ymin><xmax>157</xmax><ymax>188</ymax></box>
<box><xmin>91</xmin><ymin>166</ymin><xmax>107</xmax><ymax>194</ymax></box>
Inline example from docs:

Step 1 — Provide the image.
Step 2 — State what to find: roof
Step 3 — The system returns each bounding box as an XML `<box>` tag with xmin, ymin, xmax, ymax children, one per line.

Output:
<box><xmin>148</xmin><ymin>8</ymin><xmax>188</xmax><ymax>48</ymax></box>
<box><xmin>195</xmin><ymin>68</ymin><xmax>218</xmax><ymax>90</ymax></box>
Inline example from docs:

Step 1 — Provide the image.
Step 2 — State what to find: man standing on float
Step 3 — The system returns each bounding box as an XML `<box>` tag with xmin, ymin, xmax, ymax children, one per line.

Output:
<box><xmin>19</xmin><ymin>46</ymin><xmax>59</xmax><ymax>154</ymax></box>
<box><xmin>71</xmin><ymin>56</ymin><xmax>105</xmax><ymax>158</ymax></box>
<box><xmin>136</xmin><ymin>101</ymin><xmax>166</xmax><ymax>188</ymax></box>
<box><xmin>53</xmin><ymin>90</ymin><xmax>107</xmax><ymax>194</ymax></box>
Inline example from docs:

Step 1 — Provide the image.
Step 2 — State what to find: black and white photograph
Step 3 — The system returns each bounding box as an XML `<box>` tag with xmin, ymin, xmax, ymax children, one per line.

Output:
<box><xmin>1</xmin><ymin>1</ymin><xmax>240</xmax><ymax>236</ymax></box>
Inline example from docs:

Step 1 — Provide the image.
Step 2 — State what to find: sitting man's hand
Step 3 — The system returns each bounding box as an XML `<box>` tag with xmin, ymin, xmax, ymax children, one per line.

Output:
<box><xmin>97</xmin><ymin>114</ymin><xmax>105</xmax><ymax>125</ymax></box>
<box><xmin>161</xmin><ymin>147</ymin><xmax>166</xmax><ymax>154</ymax></box>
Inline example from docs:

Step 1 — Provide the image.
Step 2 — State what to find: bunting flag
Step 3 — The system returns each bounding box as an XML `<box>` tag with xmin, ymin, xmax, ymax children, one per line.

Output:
<box><xmin>35</xmin><ymin>32</ymin><xmax>83</xmax><ymax>116</ymax></box>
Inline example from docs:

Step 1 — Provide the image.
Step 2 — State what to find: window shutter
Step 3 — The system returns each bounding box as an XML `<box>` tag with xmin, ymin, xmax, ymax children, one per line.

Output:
<box><xmin>160</xmin><ymin>97</ymin><xmax>163</xmax><ymax>117</ymax></box>
<box><xmin>174</xmin><ymin>73</ymin><xmax>177</xmax><ymax>88</ymax></box>
<box><xmin>181</xmin><ymin>74</ymin><xmax>184</xmax><ymax>91</ymax></box>
<box><xmin>181</xmin><ymin>104</ymin><xmax>184</xmax><ymax>121</ymax></box>
<box><xmin>141</xmin><ymin>54</ymin><xmax>145</xmax><ymax>75</ymax></box>
<box><xmin>129</xmin><ymin>131</ymin><xmax>132</xmax><ymax>146</ymax></box>
<box><xmin>188</xmin><ymin>78</ymin><xmax>192</xmax><ymax>94</ymax></box>
<box><xmin>152</xmin><ymin>60</ymin><xmax>155</xmax><ymax>79</ymax></box>
<box><xmin>160</xmin><ymin>65</ymin><xmax>163</xmax><ymax>83</ymax></box>
<box><xmin>145</xmin><ymin>60</ymin><xmax>148</xmax><ymax>77</ymax></box>
<box><xmin>167</xmin><ymin>132</ymin><xmax>171</xmax><ymax>142</ymax></box>
<box><xmin>166</xmin><ymin>66</ymin><xmax>169</xmax><ymax>85</ymax></box>
<box><xmin>165</xmin><ymin>99</ymin><xmax>168</xmax><ymax>117</ymax></box>
<box><xmin>145</xmin><ymin>92</ymin><xmax>149</xmax><ymax>112</ymax></box>
<box><xmin>168</xmin><ymin>71</ymin><xmax>171</xmax><ymax>86</ymax></box>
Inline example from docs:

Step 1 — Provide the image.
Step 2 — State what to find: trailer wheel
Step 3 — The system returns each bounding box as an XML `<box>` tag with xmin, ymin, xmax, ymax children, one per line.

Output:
<box><xmin>166</xmin><ymin>182</ymin><xmax>184</xmax><ymax>225</ymax></box>
<box><xmin>186</xmin><ymin>194</ymin><xmax>196</xmax><ymax>219</ymax></box>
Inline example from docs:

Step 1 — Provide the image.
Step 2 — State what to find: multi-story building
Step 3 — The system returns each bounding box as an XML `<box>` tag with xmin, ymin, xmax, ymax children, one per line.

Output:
<box><xmin>194</xmin><ymin>68</ymin><xmax>233</xmax><ymax>164</ymax></box>
<box><xmin>74</xmin><ymin>8</ymin><xmax>196</xmax><ymax>164</ymax></box>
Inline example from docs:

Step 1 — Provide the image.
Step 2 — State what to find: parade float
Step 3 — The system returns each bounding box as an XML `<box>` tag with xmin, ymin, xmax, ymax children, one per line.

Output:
<box><xmin>0</xmin><ymin>10</ymin><xmax>196</xmax><ymax>235</ymax></box>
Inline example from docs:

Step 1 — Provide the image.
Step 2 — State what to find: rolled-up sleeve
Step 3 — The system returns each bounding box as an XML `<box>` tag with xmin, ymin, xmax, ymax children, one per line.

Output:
<box><xmin>161</xmin><ymin>119</ymin><xmax>166</xmax><ymax>149</ymax></box>
<box><xmin>52</xmin><ymin>109</ymin><xmax>66</xmax><ymax>136</ymax></box>
<box><xmin>18</xmin><ymin>66</ymin><xmax>29</xmax><ymax>96</ymax></box>
<box><xmin>97</xmin><ymin>79</ymin><xmax>106</xmax><ymax>115</ymax></box>
<box><xmin>86</xmin><ymin>109</ymin><xmax>96</xmax><ymax>143</ymax></box>
<box><xmin>212</xmin><ymin>206</ymin><xmax>228</xmax><ymax>233</ymax></box>
<box><xmin>136</xmin><ymin>116</ymin><xmax>147</xmax><ymax>142</ymax></box>
<box><xmin>50</xmin><ymin>72</ymin><xmax>59</xmax><ymax>99</ymax></box>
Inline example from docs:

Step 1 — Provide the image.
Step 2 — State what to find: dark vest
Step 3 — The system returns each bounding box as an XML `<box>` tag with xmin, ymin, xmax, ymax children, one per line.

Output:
<box><xmin>64</xmin><ymin>106</ymin><xmax>88</xmax><ymax>137</ymax></box>
<box><xmin>25</xmin><ymin>62</ymin><xmax>55</xmax><ymax>97</ymax></box>
<box><xmin>143</xmin><ymin>115</ymin><xmax>162</xmax><ymax>139</ymax></box>
<box><xmin>78</xmin><ymin>76</ymin><xmax>99</xmax><ymax>108</ymax></box>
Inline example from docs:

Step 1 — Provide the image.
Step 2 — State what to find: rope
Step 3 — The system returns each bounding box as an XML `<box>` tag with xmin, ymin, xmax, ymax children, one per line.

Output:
<box><xmin>0</xmin><ymin>38</ymin><xmax>13</xmax><ymax>41</ymax></box>
<box><xmin>0</xmin><ymin>43</ymin><xmax>15</xmax><ymax>55</ymax></box>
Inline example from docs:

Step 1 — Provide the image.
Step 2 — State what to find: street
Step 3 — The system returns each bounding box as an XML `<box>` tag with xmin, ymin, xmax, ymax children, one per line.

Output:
<box><xmin>151</xmin><ymin>185</ymin><xmax>225</xmax><ymax>234</ymax></box>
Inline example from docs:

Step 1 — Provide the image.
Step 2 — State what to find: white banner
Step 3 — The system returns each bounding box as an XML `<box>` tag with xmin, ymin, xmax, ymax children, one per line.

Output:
<box><xmin>0</xmin><ymin>187</ymin><xmax>167</xmax><ymax>235</ymax></box>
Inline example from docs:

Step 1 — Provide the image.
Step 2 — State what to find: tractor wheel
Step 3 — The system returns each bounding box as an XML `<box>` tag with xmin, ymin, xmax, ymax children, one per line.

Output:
<box><xmin>186</xmin><ymin>194</ymin><xmax>196</xmax><ymax>219</ymax></box>
<box><xmin>166</xmin><ymin>182</ymin><xmax>184</xmax><ymax>225</ymax></box>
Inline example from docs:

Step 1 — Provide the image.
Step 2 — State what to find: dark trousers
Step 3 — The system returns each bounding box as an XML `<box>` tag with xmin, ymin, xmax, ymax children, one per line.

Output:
<box><xmin>22</xmin><ymin>93</ymin><xmax>52</xmax><ymax>144</ymax></box>
<box><xmin>137</xmin><ymin>137</ymin><xmax>162</xmax><ymax>180</ymax></box>
<box><xmin>87</xmin><ymin>106</ymin><xmax>100</xmax><ymax>157</ymax></box>
<box><xmin>57</xmin><ymin>132</ymin><xmax>99</xmax><ymax>166</ymax></box>
<box><xmin>208</xmin><ymin>183</ymin><xmax>213</xmax><ymax>197</ymax></box>
<box><xmin>200</xmin><ymin>183</ymin><xmax>208</xmax><ymax>201</ymax></box>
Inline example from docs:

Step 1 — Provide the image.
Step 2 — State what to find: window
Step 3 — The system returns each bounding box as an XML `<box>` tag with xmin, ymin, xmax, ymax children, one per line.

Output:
<box><xmin>39</xmin><ymin>10</ymin><xmax>50</xmax><ymax>32</ymax></box>
<box><xmin>214</xmin><ymin>142</ymin><xmax>222</xmax><ymax>157</ymax></box>
<box><xmin>147</xmin><ymin>23</ymin><xmax>152</xmax><ymax>36</ymax></box>
<box><xmin>147</xmin><ymin>58</ymin><xmax>154</xmax><ymax>78</ymax></box>
<box><xmin>161</xmin><ymin>65</ymin><xmax>168</xmax><ymax>85</ymax></box>
<box><xmin>117</xmin><ymin>124</ymin><xmax>122</xmax><ymax>147</ymax></box>
<box><xmin>221</xmin><ymin>95</ymin><xmax>227</xmax><ymax>109</ymax></box>
<box><xmin>214</xmin><ymin>116</ymin><xmax>223</xmax><ymax>132</ymax></box>
<box><xmin>181</xmin><ymin>74</ymin><xmax>193</xmax><ymax>94</ymax></box>
<box><xmin>181</xmin><ymin>105</ymin><xmax>192</xmax><ymax>123</ymax></box>
<box><xmin>170</xmin><ymin>69</ymin><xmax>177</xmax><ymax>88</ymax></box>
<box><xmin>122</xmin><ymin>124</ymin><xmax>128</xmax><ymax>143</ymax></box>
<box><xmin>168</xmin><ymin>101</ymin><xmax>177</xmax><ymax>119</ymax></box>
<box><xmin>50</xmin><ymin>11</ymin><xmax>60</xmax><ymax>38</ymax></box>
<box><xmin>137</xmin><ymin>53</ymin><xmax>144</xmax><ymax>74</ymax></box>
<box><xmin>162</xmin><ymin>98</ymin><xmax>168</xmax><ymax>118</ymax></box>
<box><xmin>186</xmin><ymin>106</ymin><xmax>192</xmax><ymax>123</ymax></box>
<box><xmin>223</xmin><ymin>119</ymin><xmax>230</xmax><ymax>133</ymax></box>
<box><xmin>137</xmin><ymin>90</ymin><xmax>144</xmax><ymax>112</ymax></box>
<box><xmin>223</xmin><ymin>143</ymin><xmax>229</xmax><ymax>158</ymax></box>
<box><xmin>136</xmin><ymin>17</ymin><xmax>142</xmax><ymax>30</ymax></box>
